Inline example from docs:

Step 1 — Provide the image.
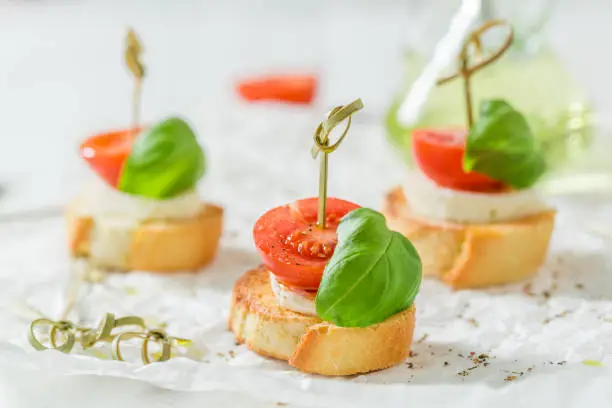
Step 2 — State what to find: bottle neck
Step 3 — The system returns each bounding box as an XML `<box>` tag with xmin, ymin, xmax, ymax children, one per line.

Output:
<box><xmin>477</xmin><ymin>0</ymin><xmax>556</xmax><ymax>58</ymax></box>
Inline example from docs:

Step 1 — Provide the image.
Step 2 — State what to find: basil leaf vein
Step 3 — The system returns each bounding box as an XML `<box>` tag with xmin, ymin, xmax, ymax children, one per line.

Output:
<box><xmin>315</xmin><ymin>208</ymin><xmax>422</xmax><ymax>328</ymax></box>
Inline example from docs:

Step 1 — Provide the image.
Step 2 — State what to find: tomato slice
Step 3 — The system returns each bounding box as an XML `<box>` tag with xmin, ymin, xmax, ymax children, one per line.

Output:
<box><xmin>253</xmin><ymin>197</ymin><xmax>360</xmax><ymax>290</ymax></box>
<box><xmin>237</xmin><ymin>75</ymin><xmax>317</xmax><ymax>104</ymax></box>
<box><xmin>79</xmin><ymin>127</ymin><xmax>141</xmax><ymax>187</ymax></box>
<box><xmin>411</xmin><ymin>128</ymin><xmax>503</xmax><ymax>192</ymax></box>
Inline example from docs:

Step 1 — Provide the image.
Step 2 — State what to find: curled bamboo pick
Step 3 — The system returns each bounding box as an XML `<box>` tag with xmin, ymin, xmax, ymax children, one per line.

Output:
<box><xmin>436</xmin><ymin>19</ymin><xmax>514</xmax><ymax>128</ymax></box>
<box><xmin>27</xmin><ymin>264</ymin><xmax>146</xmax><ymax>354</ymax></box>
<box><xmin>111</xmin><ymin>328</ymin><xmax>190</xmax><ymax>364</ymax></box>
<box><xmin>125</xmin><ymin>28</ymin><xmax>145</xmax><ymax>133</ymax></box>
<box><xmin>311</xmin><ymin>98</ymin><xmax>364</xmax><ymax>229</ymax></box>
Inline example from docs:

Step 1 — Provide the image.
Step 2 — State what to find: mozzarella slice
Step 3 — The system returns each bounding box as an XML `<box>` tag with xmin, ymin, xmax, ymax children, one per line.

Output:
<box><xmin>73</xmin><ymin>177</ymin><xmax>203</xmax><ymax>266</ymax></box>
<box><xmin>269</xmin><ymin>273</ymin><xmax>317</xmax><ymax>316</ymax></box>
<box><xmin>73</xmin><ymin>177</ymin><xmax>202</xmax><ymax>222</ymax></box>
<box><xmin>403</xmin><ymin>171</ymin><xmax>550</xmax><ymax>224</ymax></box>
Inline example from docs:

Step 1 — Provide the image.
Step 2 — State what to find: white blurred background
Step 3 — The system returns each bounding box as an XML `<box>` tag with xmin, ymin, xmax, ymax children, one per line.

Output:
<box><xmin>1</xmin><ymin>1</ymin><xmax>612</xmax><ymax>407</ymax></box>
<box><xmin>1</xmin><ymin>0</ymin><xmax>611</xmax><ymax>214</ymax></box>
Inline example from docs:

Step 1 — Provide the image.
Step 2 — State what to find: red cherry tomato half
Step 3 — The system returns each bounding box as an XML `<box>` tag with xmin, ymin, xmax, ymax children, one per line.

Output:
<box><xmin>79</xmin><ymin>127</ymin><xmax>142</xmax><ymax>187</ymax></box>
<box><xmin>253</xmin><ymin>197</ymin><xmax>360</xmax><ymax>290</ymax></box>
<box><xmin>411</xmin><ymin>128</ymin><xmax>503</xmax><ymax>192</ymax></box>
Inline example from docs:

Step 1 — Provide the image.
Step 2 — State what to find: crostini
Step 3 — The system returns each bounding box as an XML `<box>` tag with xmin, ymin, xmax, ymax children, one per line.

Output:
<box><xmin>68</xmin><ymin>117</ymin><xmax>223</xmax><ymax>273</ymax></box>
<box><xmin>383</xmin><ymin>100</ymin><xmax>556</xmax><ymax>289</ymax></box>
<box><xmin>229</xmin><ymin>198</ymin><xmax>422</xmax><ymax>376</ymax></box>
<box><xmin>228</xmin><ymin>98</ymin><xmax>422</xmax><ymax>375</ymax></box>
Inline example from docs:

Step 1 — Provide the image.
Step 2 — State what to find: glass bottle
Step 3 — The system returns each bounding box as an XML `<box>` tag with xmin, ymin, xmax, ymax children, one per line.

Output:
<box><xmin>385</xmin><ymin>0</ymin><xmax>602</xmax><ymax>195</ymax></box>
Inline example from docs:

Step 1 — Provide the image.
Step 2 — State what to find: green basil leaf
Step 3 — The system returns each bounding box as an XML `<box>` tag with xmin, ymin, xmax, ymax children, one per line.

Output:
<box><xmin>464</xmin><ymin>99</ymin><xmax>546</xmax><ymax>189</ymax></box>
<box><xmin>315</xmin><ymin>208</ymin><xmax>422</xmax><ymax>328</ymax></box>
<box><xmin>118</xmin><ymin>117</ymin><xmax>206</xmax><ymax>199</ymax></box>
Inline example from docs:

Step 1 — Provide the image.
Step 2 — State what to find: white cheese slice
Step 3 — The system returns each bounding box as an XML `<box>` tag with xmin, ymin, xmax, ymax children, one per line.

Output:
<box><xmin>73</xmin><ymin>177</ymin><xmax>202</xmax><ymax>222</ymax></box>
<box><xmin>402</xmin><ymin>171</ymin><xmax>550</xmax><ymax>224</ymax></box>
<box><xmin>73</xmin><ymin>178</ymin><xmax>203</xmax><ymax>266</ymax></box>
<box><xmin>269</xmin><ymin>273</ymin><xmax>317</xmax><ymax>316</ymax></box>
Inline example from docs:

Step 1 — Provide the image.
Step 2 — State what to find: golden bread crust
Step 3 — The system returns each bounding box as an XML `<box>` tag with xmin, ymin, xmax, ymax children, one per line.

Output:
<box><xmin>382</xmin><ymin>186</ymin><xmax>555</xmax><ymax>289</ymax></box>
<box><xmin>229</xmin><ymin>267</ymin><xmax>416</xmax><ymax>376</ymax></box>
<box><xmin>67</xmin><ymin>202</ymin><xmax>223</xmax><ymax>273</ymax></box>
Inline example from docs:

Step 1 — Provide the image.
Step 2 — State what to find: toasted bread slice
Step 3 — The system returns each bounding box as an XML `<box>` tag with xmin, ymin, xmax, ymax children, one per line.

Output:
<box><xmin>229</xmin><ymin>267</ymin><xmax>416</xmax><ymax>376</ymax></box>
<box><xmin>382</xmin><ymin>187</ymin><xmax>555</xmax><ymax>289</ymax></box>
<box><xmin>67</xmin><ymin>202</ymin><xmax>223</xmax><ymax>273</ymax></box>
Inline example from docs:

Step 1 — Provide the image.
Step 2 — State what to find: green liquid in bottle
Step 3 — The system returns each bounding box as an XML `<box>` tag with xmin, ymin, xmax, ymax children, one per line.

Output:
<box><xmin>386</xmin><ymin>50</ymin><xmax>595</xmax><ymax>179</ymax></box>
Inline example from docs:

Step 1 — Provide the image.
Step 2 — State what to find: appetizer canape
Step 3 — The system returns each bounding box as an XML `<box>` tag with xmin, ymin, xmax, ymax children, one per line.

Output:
<box><xmin>383</xmin><ymin>100</ymin><xmax>556</xmax><ymax>289</ymax></box>
<box><xmin>229</xmin><ymin>100</ymin><xmax>423</xmax><ymax>376</ymax></box>
<box><xmin>68</xmin><ymin>117</ymin><xmax>223</xmax><ymax>273</ymax></box>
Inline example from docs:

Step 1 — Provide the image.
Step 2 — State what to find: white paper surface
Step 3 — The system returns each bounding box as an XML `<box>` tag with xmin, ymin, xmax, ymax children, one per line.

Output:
<box><xmin>1</xmin><ymin>108</ymin><xmax>612</xmax><ymax>408</ymax></box>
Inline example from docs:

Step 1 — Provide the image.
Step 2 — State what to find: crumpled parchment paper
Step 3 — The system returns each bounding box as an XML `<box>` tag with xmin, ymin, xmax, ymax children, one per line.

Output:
<box><xmin>1</xmin><ymin>107</ymin><xmax>612</xmax><ymax>408</ymax></box>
